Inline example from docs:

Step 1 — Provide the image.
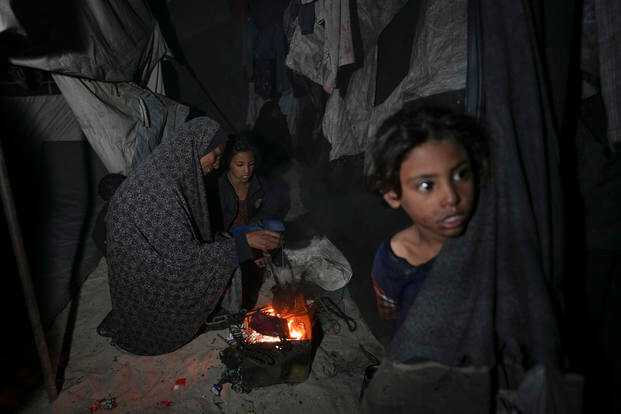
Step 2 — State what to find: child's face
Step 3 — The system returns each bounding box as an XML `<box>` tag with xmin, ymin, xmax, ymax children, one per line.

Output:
<box><xmin>229</xmin><ymin>151</ymin><xmax>256</xmax><ymax>184</ymax></box>
<box><xmin>383</xmin><ymin>138</ymin><xmax>475</xmax><ymax>244</ymax></box>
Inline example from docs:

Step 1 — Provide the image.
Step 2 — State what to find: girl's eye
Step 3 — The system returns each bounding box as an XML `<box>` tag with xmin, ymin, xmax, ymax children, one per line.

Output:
<box><xmin>417</xmin><ymin>181</ymin><xmax>433</xmax><ymax>192</ymax></box>
<box><xmin>453</xmin><ymin>167</ymin><xmax>471</xmax><ymax>181</ymax></box>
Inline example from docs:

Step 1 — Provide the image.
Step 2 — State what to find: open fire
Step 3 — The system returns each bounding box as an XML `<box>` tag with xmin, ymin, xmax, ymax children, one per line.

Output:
<box><xmin>242</xmin><ymin>290</ymin><xmax>313</xmax><ymax>343</ymax></box>
<box><xmin>242</xmin><ymin>306</ymin><xmax>312</xmax><ymax>343</ymax></box>
<box><xmin>219</xmin><ymin>290</ymin><xmax>318</xmax><ymax>391</ymax></box>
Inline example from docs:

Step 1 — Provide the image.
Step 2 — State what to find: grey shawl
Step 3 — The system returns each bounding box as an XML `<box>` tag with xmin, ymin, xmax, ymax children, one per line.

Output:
<box><xmin>388</xmin><ymin>0</ymin><xmax>563</xmax><ymax>371</ymax></box>
<box><xmin>105</xmin><ymin>117</ymin><xmax>236</xmax><ymax>355</ymax></box>
<box><xmin>362</xmin><ymin>1</ymin><xmax>567</xmax><ymax>410</ymax></box>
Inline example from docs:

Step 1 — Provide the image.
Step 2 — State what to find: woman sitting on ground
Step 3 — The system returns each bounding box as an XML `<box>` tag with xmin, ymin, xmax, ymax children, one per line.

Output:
<box><xmin>99</xmin><ymin>117</ymin><xmax>281</xmax><ymax>356</ymax></box>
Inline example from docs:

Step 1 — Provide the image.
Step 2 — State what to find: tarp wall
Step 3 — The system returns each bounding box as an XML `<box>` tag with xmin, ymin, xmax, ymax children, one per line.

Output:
<box><xmin>0</xmin><ymin>94</ymin><xmax>108</xmax><ymax>326</ymax></box>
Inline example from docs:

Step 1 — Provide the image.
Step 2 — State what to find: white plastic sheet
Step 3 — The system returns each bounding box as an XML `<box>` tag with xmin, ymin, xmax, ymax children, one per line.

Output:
<box><xmin>7</xmin><ymin>0</ymin><xmax>168</xmax><ymax>84</ymax></box>
<box><xmin>52</xmin><ymin>75</ymin><xmax>189</xmax><ymax>174</ymax></box>
<box><xmin>272</xmin><ymin>236</ymin><xmax>353</xmax><ymax>291</ymax></box>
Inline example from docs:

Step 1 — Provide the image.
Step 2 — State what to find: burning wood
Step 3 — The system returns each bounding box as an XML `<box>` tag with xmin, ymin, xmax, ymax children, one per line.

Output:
<box><xmin>243</xmin><ymin>305</ymin><xmax>312</xmax><ymax>343</ymax></box>
<box><xmin>247</xmin><ymin>310</ymin><xmax>290</xmax><ymax>338</ymax></box>
<box><xmin>218</xmin><ymin>291</ymin><xmax>318</xmax><ymax>390</ymax></box>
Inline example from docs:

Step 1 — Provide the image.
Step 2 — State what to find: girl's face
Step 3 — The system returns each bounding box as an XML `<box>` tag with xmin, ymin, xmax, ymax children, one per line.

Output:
<box><xmin>383</xmin><ymin>138</ymin><xmax>475</xmax><ymax>244</ymax></box>
<box><xmin>229</xmin><ymin>151</ymin><xmax>256</xmax><ymax>184</ymax></box>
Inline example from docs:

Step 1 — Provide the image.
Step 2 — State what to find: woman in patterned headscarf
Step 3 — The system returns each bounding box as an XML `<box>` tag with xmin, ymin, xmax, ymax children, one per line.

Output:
<box><xmin>99</xmin><ymin>117</ymin><xmax>280</xmax><ymax>355</ymax></box>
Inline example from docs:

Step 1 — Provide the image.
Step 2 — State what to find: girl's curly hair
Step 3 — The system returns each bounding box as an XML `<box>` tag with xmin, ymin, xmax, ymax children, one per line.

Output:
<box><xmin>364</xmin><ymin>105</ymin><xmax>491</xmax><ymax>198</ymax></box>
<box><xmin>222</xmin><ymin>132</ymin><xmax>261</xmax><ymax>170</ymax></box>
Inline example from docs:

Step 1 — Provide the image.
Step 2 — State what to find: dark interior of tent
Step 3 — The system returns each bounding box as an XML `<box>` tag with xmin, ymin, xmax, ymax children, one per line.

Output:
<box><xmin>1</xmin><ymin>0</ymin><xmax>620</xmax><ymax>413</ymax></box>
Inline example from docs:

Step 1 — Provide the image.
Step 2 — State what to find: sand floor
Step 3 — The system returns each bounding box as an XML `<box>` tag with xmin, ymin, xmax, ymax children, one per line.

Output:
<box><xmin>20</xmin><ymin>257</ymin><xmax>383</xmax><ymax>414</ymax></box>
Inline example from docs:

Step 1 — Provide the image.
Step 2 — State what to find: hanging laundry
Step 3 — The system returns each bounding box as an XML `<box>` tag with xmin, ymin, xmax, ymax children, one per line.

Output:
<box><xmin>249</xmin><ymin>0</ymin><xmax>292</xmax><ymax>99</ymax></box>
<box><xmin>322</xmin><ymin>0</ymin><xmax>466</xmax><ymax>160</ymax></box>
<box><xmin>254</xmin><ymin>23</ymin><xmax>291</xmax><ymax>98</ymax></box>
<box><xmin>285</xmin><ymin>0</ymin><xmax>355</xmax><ymax>94</ymax></box>
<box><xmin>299</xmin><ymin>3</ymin><xmax>316</xmax><ymax>35</ymax></box>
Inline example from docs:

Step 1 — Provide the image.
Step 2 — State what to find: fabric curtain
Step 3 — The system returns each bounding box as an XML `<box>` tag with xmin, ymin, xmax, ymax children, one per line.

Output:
<box><xmin>363</xmin><ymin>0</ymin><xmax>571</xmax><ymax>409</ymax></box>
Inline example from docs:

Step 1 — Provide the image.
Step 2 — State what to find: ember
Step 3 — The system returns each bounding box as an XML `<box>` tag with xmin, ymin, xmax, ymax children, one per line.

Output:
<box><xmin>244</xmin><ymin>306</ymin><xmax>311</xmax><ymax>343</ymax></box>
<box><xmin>243</xmin><ymin>292</ymin><xmax>312</xmax><ymax>343</ymax></box>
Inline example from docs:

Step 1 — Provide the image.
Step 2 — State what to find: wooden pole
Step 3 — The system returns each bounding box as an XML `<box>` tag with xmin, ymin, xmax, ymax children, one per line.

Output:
<box><xmin>0</xmin><ymin>140</ymin><xmax>57</xmax><ymax>401</ymax></box>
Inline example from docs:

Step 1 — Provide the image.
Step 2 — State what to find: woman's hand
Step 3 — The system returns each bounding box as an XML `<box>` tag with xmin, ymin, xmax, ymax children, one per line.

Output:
<box><xmin>246</xmin><ymin>229</ymin><xmax>280</xmax><ymax>251</ymax></box>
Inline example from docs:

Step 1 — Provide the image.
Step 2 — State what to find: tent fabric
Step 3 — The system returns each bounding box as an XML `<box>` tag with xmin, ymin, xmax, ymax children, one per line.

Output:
<box><xmin>35</xmin><ymin>142</ymin><xmax>108</xmax><ymax>326</ymax></box>
<box><xmin>595</xmin><ymin>0</ymin><xmax>621</xmax><ymax>147</ymax></box>
<box><xmin>576</xmin><ymin>119</ymin><xmax>621</xmax><ymax>250</ymax></box>
<box><xmin>52</xmin><ymin>74</ymin><xmax>189</xmax><ymax>174</ymax></box>
<box><xmin>0</xmin><ymin>0</ymin><xmax>24</xmax><ymax>35</ymax></box>
<box><xmin>1</xmin><ymin>0</ymin><xmax>181</xmax><ymax>327</ymax></box>
<box><xmin>581</xmin><ymin>0</ymin><xmax>600</xmax><ymax>100</ymax></box>
<box><xmin>320</xmin><ymin>0</ymin><xmax>467</xmax><ymax>160</ymax></box>
<box><xmin>8</xmin><ymin>0</ymin><xmax>168</xmax><ymax>84</ymax></box>
<box><xmin>1</xmin><ymin>94</ymin><xmax>109</xmax><ymax>326</ymax></box>
<box><xmin>581</xmin><ymin>0</ymin><xmax>621</xmax><ymax>147</ymax></box>
<box><xmin>0</xmin><ymin>95</ymin><xmax>83</xmax><ymax>143</ymax></box>
<box><xmin>0</xmin><ymin>95</ymin><xmax>104</xmax><ymax>322</ymax></box>
<box><xmin>374</xmin><ymin>0</ymin><xmax>423</xmax><ymax>106</ymax></box>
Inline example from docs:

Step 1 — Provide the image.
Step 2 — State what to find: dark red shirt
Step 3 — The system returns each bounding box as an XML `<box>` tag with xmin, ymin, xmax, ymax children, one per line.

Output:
<box><xmin>232</xmin><ymin>198</ymin><xmax>249</xmax><ymax>227</ymax></box>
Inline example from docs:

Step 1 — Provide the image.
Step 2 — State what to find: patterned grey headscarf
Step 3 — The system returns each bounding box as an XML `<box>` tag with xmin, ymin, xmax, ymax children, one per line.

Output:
<box><xmin>157</xmin><ymin>116</ymin><xmax>224</xmax><ymax>242</ymax></box>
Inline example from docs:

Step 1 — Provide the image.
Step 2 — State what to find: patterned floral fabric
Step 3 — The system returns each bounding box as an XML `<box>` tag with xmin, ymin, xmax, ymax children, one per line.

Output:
<box><xmin>104</xmin><ymin>117</ymin><xmax>236</xmax><ymax>355</ymax></box>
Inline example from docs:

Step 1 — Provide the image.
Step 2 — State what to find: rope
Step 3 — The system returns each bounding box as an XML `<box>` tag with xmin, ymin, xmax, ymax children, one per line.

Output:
<box><xmin>316</xmin><ymin>296</ymin><xmax>357</xmax><ymax>332</ymax></box>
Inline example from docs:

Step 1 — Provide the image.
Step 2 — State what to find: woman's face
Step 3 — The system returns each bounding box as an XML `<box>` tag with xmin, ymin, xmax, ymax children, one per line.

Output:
<box><xmin>200</xmin><ymin>144</ymin><xmax>225</xmax><ymax>176</ymax></box>
<box><xmin>228</xmin><ymin>151</ymin><xmax>256</xmax><ymax>184</ymax></box>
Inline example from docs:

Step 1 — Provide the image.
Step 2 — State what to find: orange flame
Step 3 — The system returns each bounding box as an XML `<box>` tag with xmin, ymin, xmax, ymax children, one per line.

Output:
<box><xmin>243</xmin><ymin>306</ymin><xmax>311</xmax><ymax>343</ymax></box>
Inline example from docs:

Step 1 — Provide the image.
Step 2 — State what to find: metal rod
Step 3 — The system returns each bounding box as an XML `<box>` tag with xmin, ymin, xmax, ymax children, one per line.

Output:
<box><xmin>0</xmin><ymin>140</ymin><xmax>57</xmax><ymax>401</ymax></box>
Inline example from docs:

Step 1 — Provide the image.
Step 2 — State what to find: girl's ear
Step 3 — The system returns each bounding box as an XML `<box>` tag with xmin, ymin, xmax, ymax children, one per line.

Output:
<box><xmin>382</xmin><ymin>190</ymin><xmax>401</xmax><ymax>209</ymax></box>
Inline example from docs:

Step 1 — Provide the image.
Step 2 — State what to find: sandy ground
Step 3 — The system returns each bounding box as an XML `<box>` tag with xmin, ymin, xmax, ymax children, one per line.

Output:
<box><xmin>20</xmin><ymin>257</ymin><xmax>384</xmax><ymax>414</ymax></box>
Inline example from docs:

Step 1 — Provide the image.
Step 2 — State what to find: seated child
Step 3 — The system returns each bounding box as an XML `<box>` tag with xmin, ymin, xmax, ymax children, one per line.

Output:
<box><xmin>216</xmin><ymin>134</ymin><xmax>288</xmax><ymax>309</ymax></box>
<box><xmin>364</xmin><ymin>105</ymin><xmax>490</xmax><ymax>327</ymax></box>
<box><xmin>218</xmin><ymin>134</ymin><xmax>288</xmax><ymax>234</ymax></box>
